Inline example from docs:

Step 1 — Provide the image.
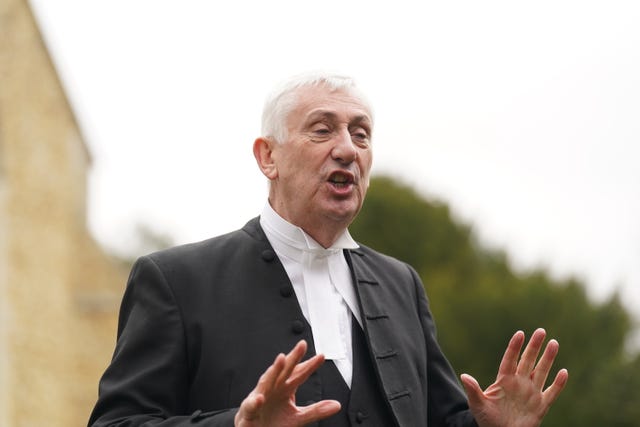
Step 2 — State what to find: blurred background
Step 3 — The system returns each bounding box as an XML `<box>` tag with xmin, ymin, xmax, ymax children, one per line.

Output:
<box><xmin>1</xmin><ymin>0</ymin><xmax>639</xmax><ymax>425</ymax></box>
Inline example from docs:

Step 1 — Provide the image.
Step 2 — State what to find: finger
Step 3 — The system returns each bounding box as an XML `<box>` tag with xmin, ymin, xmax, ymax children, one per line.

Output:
<box><xmin>542</xmin><ymin>368</ymin><xmax>569</xmax><ymax>407</ymax></box>
<box><xmin>297</xmin><ymin>400</ymin><xmax>342</xmax><ymax>425</ymax></box>
<box><xmin>276</xmin><ymin>340</ymin><xmax>308</xmax><ymax>386</ymax></box>
<box><xmin>287</xmin><ymin>354</ymin><xmax>326</xmax><ymax>388</ymax></box>
<box><xmin>256</xmin><ymin>353</ymin><xmax>286</xmax><ymax>394</ymax></box>
<box><xmin>497</xmin><ymin>330</ymin><xmax>525</xmax><ymax>378</ymax></box>
<box><xmin>516</xmin><ymin>328</ymin><xmax>546</xmax><ymax>376</ymax></box>
<box><xmin>531</xmin><ymin>339</ymin><xmax>559</xmax><ymax>389</ymax></box>
<box><xmin>460</xmin><ymin>374</ymin><xmax>485</xmax><ymax>411</ymax></box>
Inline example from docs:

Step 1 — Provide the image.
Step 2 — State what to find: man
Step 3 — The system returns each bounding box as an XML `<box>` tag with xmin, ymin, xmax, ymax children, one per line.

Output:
<box><xmin>88</xmin><ymin>73</ymin><xmax>568</xmax><ymax>426</ymax></box>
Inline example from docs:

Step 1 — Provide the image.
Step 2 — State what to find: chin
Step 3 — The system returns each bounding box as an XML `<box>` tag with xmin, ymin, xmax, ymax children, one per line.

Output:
<box><xmin>315</xmin><ymin>195</ymin><xmax>362</xmax><ymax>223</ymax></box>
<box><xmin>324</xmin><ymin>205</ymin><xmax>360</xmax><ymax>224</ymax></box>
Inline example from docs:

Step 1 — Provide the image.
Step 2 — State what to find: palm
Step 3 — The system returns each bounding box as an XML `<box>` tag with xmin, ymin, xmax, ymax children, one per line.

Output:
<box><xmin>471</xmin><ymin>375</ymin><xmax>546</xmax><ymax>427</ymax></box>
<box><xmin>238</xmin><ymin>388</ymin><xmax>311</xmax><ymax>427</ymax></box>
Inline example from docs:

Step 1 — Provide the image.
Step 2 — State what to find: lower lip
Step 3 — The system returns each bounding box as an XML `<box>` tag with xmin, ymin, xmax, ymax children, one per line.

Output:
<box><xmin>328</xmin><ymin>181</ymin><xmax>354</xmax><ymax>195</ymax></box>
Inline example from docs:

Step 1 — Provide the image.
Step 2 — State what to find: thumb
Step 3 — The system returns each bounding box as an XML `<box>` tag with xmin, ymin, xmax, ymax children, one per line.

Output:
<box><xmin>236</xmin><ymin>392</ymin><xmax>265</xmax><ymax>422</ymax></box>
<box><xmin>298</xmin><ymin>400</ymin><xmax>341</xmax><ymax>425</ymax></box>
<box><xmin>460</xmin><ymin>373</ymin><xmax>484</xmax><ymax>409</ymax></box>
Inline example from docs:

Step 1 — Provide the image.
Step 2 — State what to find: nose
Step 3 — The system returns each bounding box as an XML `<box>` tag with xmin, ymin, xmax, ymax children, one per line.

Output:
<box><xmin>331</xmin><ymin>128</ymin><xmax>357</xmax><ymax>164</ymax></box>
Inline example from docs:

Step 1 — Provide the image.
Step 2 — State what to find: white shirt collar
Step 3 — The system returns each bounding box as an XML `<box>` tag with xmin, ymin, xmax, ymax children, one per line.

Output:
<box><xmin>260</xmin><ymin>202</ymin><xmax>359</xmax><ymax>261</ymax></box>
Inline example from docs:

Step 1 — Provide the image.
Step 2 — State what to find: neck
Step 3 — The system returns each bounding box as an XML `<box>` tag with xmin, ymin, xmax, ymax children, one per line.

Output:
<box><xmin>303</xmin><ymin>226</ymin><xmax>345</xmax><ymax>249</ymax></box>
<box><xmin>267</xmin><ymin>199</ymin><xmax>350</xmax><ymax>248</ymax></box>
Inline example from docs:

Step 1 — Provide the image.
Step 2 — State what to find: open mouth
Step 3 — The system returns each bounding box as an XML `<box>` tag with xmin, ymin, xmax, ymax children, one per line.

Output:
<box><xmin>328</xmin><ymin>172</ymin><xmax>354</xmax><ymax>189</ymax></box>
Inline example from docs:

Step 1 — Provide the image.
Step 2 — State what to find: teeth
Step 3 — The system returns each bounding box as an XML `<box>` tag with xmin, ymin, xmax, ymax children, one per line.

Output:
<box><xmin>330</xmin><ymin>174</ymin><xmax>348</xmax><ymax>183</ymax></box>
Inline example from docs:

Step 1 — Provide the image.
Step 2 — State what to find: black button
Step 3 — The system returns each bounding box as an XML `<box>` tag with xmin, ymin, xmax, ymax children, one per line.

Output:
<box><xmin>191</xmin><ymin>409</ymin><xmax>202</xmax><ymax>419</ymax></box>
<box><xmin>355</xmin><ymin>411</ymin><xmax>366</xmax><ymax>423</ymax></box>
<box><xmin>280</xmin><ymin>286</ymin><xmax>294</xmax><ymax>297</ymax></box>
<box><xmin>291</xmin><ymin>320</ymin><xmax>305</xmax><ymax>334</ymax></box>
<box><xmin>261</xmin><ymin>250</ymin><xmax>276</xmax><ymax>262</ymax></box>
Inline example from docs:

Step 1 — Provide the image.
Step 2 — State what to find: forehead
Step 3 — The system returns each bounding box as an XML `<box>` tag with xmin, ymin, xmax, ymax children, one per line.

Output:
<box><xmin>288</xmin><ymin>85</ymin><xmax>373</xmax><ymax>127</ymax></box>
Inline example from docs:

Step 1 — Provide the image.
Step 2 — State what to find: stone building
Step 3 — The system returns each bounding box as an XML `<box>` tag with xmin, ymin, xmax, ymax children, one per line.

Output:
<box><xmin>0</xmin><ymin>0</ymin><xmax>128</xmax><ymax>425</ymax></box>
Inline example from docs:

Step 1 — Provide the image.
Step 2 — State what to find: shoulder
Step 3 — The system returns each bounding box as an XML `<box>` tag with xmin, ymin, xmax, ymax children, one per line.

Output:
<box><xmin>350</xmin><ymin>243</ymin><xmax>402</xmax><ymax>262</ymax></box>
<box><xmin>142</xmin><ymin>217</ymin><xmax>269</xmax><ymax>275</ymax></box>
<box><xmin>348</xmin><ymin>243</ymin><xmax>420</xmax><ymax>284</ymax></box>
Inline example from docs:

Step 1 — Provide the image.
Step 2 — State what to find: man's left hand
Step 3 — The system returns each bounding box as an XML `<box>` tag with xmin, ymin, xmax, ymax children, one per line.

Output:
<box><xmin>460</xmin><ymin>328</ymin><xmax>569</xmax><ymax>427</ymax></box>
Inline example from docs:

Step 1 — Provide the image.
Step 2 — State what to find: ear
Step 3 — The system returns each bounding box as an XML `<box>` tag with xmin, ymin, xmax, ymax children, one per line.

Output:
<box><xmin>253</xmin><ymin>137</ymin><xmax>278</xmax><ymax>180</ymax></box>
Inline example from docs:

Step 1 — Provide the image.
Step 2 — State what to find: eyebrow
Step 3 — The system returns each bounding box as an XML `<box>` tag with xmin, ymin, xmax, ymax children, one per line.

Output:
<box><xmin>305</xmin><ymin>110</ymin><xmax>372</xmax><ymax>127</ymax></box>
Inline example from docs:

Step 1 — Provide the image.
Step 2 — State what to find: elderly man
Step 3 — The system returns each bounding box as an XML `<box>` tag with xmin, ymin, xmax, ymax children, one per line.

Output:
<box><xmin>88</xmin><ymin>73</ymin><xmax>568</xmax><ymax>427</ymax></box>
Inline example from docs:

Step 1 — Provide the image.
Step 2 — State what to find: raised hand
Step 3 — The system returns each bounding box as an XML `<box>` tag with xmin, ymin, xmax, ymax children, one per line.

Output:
<box><xmin>235</xmin><ymin>340</ymin><xmax>341</xmax><ymax>427</ymax></box>
<box><xmin>460</xmin><ymin>328</ymin><xmax>569</xmax><ymax>427</ymax></box>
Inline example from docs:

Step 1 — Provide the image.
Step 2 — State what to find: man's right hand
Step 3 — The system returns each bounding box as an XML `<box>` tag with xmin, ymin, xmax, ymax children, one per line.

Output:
<box><xmin>234</xmin><ymin>340</ymin><xmax>341</xmax><ymax>427</ymax></box>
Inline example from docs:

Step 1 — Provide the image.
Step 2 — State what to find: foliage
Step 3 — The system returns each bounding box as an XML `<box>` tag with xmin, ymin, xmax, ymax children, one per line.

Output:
<box><xmin>350</xmin><ymin>176</ymin><xmax>640</xmax><ymax>426</ymax></box>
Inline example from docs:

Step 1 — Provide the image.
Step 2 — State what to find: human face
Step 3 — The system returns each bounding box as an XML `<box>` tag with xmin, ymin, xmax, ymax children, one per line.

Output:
<box><xmin>269</xmin><ymin>85</ymin><xmax>373</xmax><ymax>244</ymax></box>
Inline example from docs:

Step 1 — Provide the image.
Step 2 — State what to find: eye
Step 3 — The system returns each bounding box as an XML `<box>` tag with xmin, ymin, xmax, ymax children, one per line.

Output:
<box><xmin>309</xmin><ymin>123</ymin><xmax>333</xmax><ymax>142</ymax></box>
<box><xmin>352</xmin><ymin>131</ymin><xmax>368</xmax><ymax>139</ymax></box>
<box><xmin>351</xmin><ymin>128</ymin><xmax>370</xmax><ymax>146</ymax></box>
<box><xmin>311</xmin><ymin>124</ymin><xmax>330</xmax><ymax>134</ymax></box>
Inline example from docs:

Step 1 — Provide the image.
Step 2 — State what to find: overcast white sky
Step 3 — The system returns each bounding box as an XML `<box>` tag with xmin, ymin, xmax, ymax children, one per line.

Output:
<box><xmin>30</xmin><ymin>1</ymin><xmax>640</xmax><ymax>327</ymax></box>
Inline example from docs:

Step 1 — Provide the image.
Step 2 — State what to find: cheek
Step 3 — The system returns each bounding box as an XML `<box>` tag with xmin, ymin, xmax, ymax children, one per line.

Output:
<box><xmin>361</xmin><ymin>180</ymin><xmax>370</xmax><ymax>197</ymax></box>
<box><xmin>359</xmin><ymin>152</ymin><xmax>373</xmax><ymax>177</ymax></box>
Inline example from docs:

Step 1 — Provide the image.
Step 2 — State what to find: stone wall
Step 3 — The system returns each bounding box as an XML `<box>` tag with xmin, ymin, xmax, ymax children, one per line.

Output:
<box><xmin>0</xmin><ymin>0</ymin><xmax>127</xmax><ymax>425</ymax></box>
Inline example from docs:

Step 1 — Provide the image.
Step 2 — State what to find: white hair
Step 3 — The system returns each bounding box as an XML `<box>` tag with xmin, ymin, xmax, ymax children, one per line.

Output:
<box><xmin>261</xmin><ymin>72</ymin><xmax>374</xmax><ymax>144</ymax></box>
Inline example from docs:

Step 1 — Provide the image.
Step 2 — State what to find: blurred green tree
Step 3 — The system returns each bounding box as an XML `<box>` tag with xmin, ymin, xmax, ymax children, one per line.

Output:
<box><xmin>350</xmin><ymin>176</ymin><xmax>640</xmax><ymax>427</ymax></box>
